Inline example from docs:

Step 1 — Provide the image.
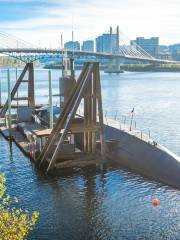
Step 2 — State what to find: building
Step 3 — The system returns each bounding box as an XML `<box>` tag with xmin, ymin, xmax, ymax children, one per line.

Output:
<box><xmin>131</xmin><ymin>37</ymin><xmax>159</xmax><ymax>57</ymax></box>
<box><xmin>96</xmin><ymin>36</ymin><xmax>103</xmax><ymax>53</ymax></box>
<box><xmin>95</xmin><ymin>26</ymin><xmax>119</xmax><ymax>53</ymax></box>
<box><xmin>82</xmin><ymin>40</ymin><xmax>94</xmax><ymax>52</ymax></box>
<box><xmin>158</xmin><ymin>52</ymin><xmax>172</xmax><ymax>61</ymax></box>
<box><xmin>96</xmin><ymin>33</ymin><xmax>117</xmax><ymax>53</ymax></box>
<box><xmin>64</xmin><ymin>41</ymin><xmax>80</xmax><ymax>51</ymax></box>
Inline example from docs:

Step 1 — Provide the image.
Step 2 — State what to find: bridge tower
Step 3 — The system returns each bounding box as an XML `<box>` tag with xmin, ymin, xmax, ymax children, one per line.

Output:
<box><xmin>105</xmin><ymin>26</ymin><xmax>123</xmax><ymax>74</ymax></box>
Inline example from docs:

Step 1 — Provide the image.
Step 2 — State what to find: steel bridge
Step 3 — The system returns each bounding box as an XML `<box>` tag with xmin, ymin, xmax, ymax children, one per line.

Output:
<box><xmin>0</xmin><ymin>48</ymin><xmax>178</xmax><ymax>64</ymax></box>
<box><xmin>0</xmin><ymin>28</ymin><xmax>179</xmax><ymax>64</ymax></box>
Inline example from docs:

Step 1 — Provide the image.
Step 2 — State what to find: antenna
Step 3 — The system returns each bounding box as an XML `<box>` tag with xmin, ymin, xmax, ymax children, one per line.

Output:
<box><xmin>72</xmin><ymin>30</ymin><xmax>74</xmax><ymax>43</ymax></box>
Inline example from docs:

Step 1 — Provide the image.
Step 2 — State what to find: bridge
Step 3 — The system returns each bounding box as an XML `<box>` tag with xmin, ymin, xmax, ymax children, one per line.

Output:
<box><xmin>0</xmin><ymin>27</ymin><xmax>178</xmax><ymax>64</ymax></box>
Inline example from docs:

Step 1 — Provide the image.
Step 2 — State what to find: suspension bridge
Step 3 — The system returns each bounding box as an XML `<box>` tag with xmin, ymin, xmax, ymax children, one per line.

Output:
<box><xmin>0</xmin><ymin>27</ymin><xmax>178</xmax><ymax>64</ymax></box>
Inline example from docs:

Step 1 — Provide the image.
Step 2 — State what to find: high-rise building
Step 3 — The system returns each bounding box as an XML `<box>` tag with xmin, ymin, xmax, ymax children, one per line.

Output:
<box><xmin>131</xmin><ymin>37</ymin><xmax>159</xmax><ymax>57</ymax></box>
<box><xmin>96</xmin><ymin>36</ymin><xmax>103</xmax><ymax>52</ymax></box>
<box><xmin>82</xmin><ymin>40</ymin><xmax>94</xmax><ymax>52</ymax></box>
<box><xmin>64</xmin><ymin>41</ymin><xmax>80</xmax><ymax>51</ymax></box>
<box><xmin>96</xmin><ymin>26</ymin><xmax>119</xmax><ymax>53</ymax></box>
<box><xmin>96</xmin><ymin>34</ymin><xmax>117</xmax><ymax>53</ymax></box>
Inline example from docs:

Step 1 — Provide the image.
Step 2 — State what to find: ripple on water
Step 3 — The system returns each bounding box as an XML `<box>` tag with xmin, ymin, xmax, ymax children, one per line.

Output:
<box><xmin>1</xmin><ymin>71</ymin><xmax>180</xmax><ymax>239</ymax></box>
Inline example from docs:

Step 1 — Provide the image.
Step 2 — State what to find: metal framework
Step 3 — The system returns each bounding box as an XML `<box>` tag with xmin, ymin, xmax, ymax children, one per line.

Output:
<box><xmin>0</xmin><ymin>63</ymin><xmax>35</xmax><ymax>117</ymax></box>
<box><xmin>0</xmin><ymin>29</ymin><xmax>178</xmax><ymax>64</ymax></box>
<box><xmin>38</xmin><ymin>62</ymin><xmax>105</xmax><ymax>172</ymax></box>
<box><xmin>1</xmin><ymin>48</ymin><xmax>177</xmax><ymax>64</ymax></box>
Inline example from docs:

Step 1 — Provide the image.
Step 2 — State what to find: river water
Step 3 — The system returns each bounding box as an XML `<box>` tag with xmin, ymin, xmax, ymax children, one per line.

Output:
<box><xmin>0</xmin><ymin>69</ymin><xmax>180</xmax><ymax>240</ymax></box>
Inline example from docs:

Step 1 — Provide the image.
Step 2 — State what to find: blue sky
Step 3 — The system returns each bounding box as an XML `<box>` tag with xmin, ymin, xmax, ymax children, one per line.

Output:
<box><xmin>0</xmin><ymin>0</ymin><xmax>179</xmax><ymax>47</ymax></box>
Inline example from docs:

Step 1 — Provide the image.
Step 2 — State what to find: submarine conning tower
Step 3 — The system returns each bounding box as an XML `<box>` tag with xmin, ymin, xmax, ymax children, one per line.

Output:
<box><xmin>59</xmin><ymin>57</ymin><xmax>76</xmax><ymax>108</ymax></box>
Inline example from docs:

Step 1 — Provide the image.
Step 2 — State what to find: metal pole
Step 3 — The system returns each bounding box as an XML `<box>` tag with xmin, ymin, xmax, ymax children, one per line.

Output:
<box><xmin>7</xmin><ymin>69</ymin><xmax>12</xmax><ymax>137</ymax></box>
<box><xmin>130</xmin><ymin>113</ymin><xmax>134</xmax><ymax>131</ymax></box>
<box><xmin>16</xmin><ymin>68</ymin><xmax>18</xmax><ymax>108</ymax></box>
<box><xmin>48</xmin><ymin>70</ymin><xmax>53</xmax><ymax>129</ymax></box>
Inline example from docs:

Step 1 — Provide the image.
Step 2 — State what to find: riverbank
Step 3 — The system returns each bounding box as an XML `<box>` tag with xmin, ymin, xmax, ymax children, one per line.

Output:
<box><xmin>44</xmin><ymin>63</ymin><xmax>180</xmax><ymax>72</ymax></box>
<box><xmin>121</xmin><ymin>64</ymin><xmax>180</xmax><ymax>72</ymax></box>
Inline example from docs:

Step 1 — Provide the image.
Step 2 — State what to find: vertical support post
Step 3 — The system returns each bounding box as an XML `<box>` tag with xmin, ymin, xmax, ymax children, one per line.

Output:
<box><xmin>70</xmin><ymin>58</ymin><xmax>75</xmax><ymax>80</ymax></box>
<box><xmin>28</xmin><ymin>62</ymin><xmax>35</xmax><ymax>115</ymax></box>
<box><xmin>87</xmin><ymin>74</ymin><xmax>92</xmax><ymax>153</ymax></box>
<box><xmin>7</xmin><ymin>69</ymin><xmax>12</xmax><ymax>137</ymax></box>
<box><xmin>92</xmin><ymin>70</ymin><xmax>97</xmax><ymax>154</ymax></box>
<box><xmin>16</xmin><ymin>68</ymin><xmax>18</xmax><ymax>108</ymax></box>
<box><xmin>48</xmin><ymin>70</ymin><xmax>53</xmax><ymax>129</ymax></box>
<box><xmin>94</xmin><ymin>63</ymin><xmax>106</xmax><ymax>156</ymax></box>
<box><xmin>84</xmin><ymin>89</ymin><xmax>88</xmax><ymax>152</ymax></box>
<box><xmin>130</xmin><ymin>113</ymin><xmax>134</xmax><ymax>131</ymax></box>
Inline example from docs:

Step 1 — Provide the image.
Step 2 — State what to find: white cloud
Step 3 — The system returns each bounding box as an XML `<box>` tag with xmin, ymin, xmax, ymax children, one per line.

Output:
<box><xmin>0</xmin><ymin>0</ymin><xmax>180</xmax><ymax>46</ymax></box>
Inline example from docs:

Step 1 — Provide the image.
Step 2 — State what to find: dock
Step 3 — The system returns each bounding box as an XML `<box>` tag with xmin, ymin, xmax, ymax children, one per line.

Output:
<box><xmin>0</xmin><ymin>62</ymin><xmax>108</xmax><ymax>171</ymax></box>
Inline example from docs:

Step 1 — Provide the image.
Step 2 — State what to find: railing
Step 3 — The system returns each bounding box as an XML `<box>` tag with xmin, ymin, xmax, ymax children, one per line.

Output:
<box><xmin>77</xmin><ymin>107</ymin><xmax>158</xmax><ymax>147</ymax></box>
<box><xmin>104</xmin><ymin>110</ymin><xmax>158</xmax><ymax>146</ymax></box>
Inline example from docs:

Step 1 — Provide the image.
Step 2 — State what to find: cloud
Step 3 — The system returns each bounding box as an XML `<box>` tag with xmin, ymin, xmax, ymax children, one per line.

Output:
<box><xmin>0</xmin><ymin>0</ymin><xmax>179</xmax><ymax>46</ymax></box>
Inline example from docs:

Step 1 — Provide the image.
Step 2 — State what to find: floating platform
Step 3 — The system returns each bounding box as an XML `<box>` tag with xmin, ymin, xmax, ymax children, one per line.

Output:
<box><xmin>0</xmin><ymin>123</ymin><xmax>106</xmax><ymax>169</ymax></box>
<box><xmin>1</xmin><ymin>113</ymin><xmax>180</xmax><ymax>188</ymax></box>
<box><xmin>1</xmin><ymin>61</ymin><xmax>180</xmax><ymax>189</ymax></box>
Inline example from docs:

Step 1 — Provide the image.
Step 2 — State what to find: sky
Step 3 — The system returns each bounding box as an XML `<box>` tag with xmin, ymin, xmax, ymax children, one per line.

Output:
<box><xmin>0</xmin><ymin>0</ymin><xmax>180</xmax><ymax>47</ymax></box>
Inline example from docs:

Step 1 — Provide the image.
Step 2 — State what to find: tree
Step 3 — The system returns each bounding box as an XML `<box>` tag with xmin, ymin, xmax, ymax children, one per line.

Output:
<box><xmin>0</xmin><ymin>173</ymin><xmax>39</xmax><ymax>240</ymax></box>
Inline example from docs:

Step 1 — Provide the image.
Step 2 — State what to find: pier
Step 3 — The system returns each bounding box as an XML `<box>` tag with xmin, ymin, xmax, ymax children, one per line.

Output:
<box><xmin>0</xmin><ymin>61</ymin><xmax>107</xmax><ymax>172</ymax></box>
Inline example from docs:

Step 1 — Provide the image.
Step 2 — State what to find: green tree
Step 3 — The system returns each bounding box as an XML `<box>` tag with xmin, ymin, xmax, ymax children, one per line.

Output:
<box><xmin>0</xmin><ymin>173</ymin><xmax>39</xmax><ymax>240</ymax></box>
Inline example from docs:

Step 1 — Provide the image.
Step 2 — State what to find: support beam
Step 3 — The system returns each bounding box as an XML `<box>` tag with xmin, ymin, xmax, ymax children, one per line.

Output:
<box><xmin>38</xmin><ymin>63</ymin><xmax>90</xmax><ymax>167</ymax></box>
<box><xmin>94</xmin><ymin>64</ymin><xmax>106</xmax><ymax>156</ymax></box>
<box><xmin>0</xmin><ymin>63</ymin><xmax>35</xmax><ymax>117</ymax></box>
<box><xmin>38</xmin><ymin>62</ymin><xmax>105</xmax><ymax>172</ymax></box>
<box><xmin>7</xmin><ymin>69</ymin><xmax>12</xmax><ymax>138</ymax></box>
<box><xmin>28</xmin><ymin>62</ymin><xmax>35</xmax><ymax>114</ymax></box>
<box><xmin>48</xmin><ymin>70</ymin><xmax>53</xmax><ymax>129</ymax></box>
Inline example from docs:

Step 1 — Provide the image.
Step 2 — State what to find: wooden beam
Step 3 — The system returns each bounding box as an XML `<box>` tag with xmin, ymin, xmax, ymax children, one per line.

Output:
<box><xmin>28</xmin><ymin>63</ymin><xmax>35</xmax><ymax>115</ymax></box>
<box><xmin>38</xmin><ymin>62</ymin><xmax>90</xmax><ymax>167</ymax></box>
<box><xmin>46</xmin><ymin>63</ymin><xmax>94</xmax><ymax>171</ymax></box>
<box><xmin>94</xmin><ymin>63</ymin><xmax>106</xmax><ymax>156</ymax></box>
<box><xmin>0</xmin><ymin>64</ymin><xmax>29</xmax><ymax>117</ymax></box>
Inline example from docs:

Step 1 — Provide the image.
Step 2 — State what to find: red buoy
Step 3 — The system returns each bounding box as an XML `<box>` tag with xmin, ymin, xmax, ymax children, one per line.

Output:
<box><xmin>153</xmin><ymin>198</ymin><xmax>159</xmax><ymax>207</ymax></box>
